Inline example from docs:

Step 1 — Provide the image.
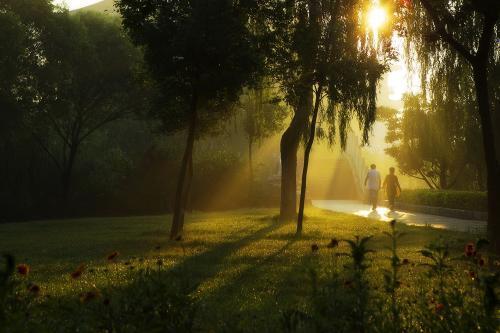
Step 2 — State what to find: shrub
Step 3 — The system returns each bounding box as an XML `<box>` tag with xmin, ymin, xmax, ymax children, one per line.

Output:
<box><xmin>398</xmin><ymin>189</ymin><xmax>487</xmax><ymax>212</ymax></box>
<box><xmin>1</xmin><ymin>255</ymin><xmax>198</xmax><ymax>332</ymax></box>
<box><xmin>282</xmin><ymin>223</ymin><xmax>499</xmax><ymax>333</ymax></box>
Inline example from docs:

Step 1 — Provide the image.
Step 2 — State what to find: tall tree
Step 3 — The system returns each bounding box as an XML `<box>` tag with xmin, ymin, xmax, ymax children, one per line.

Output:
<box><xmin>26</xmin><ymin>12</ymin><xmax>142</xmax><ymax>209</ymax></box>
<box><xmin>397</xmin><ymin>0</ymin><xmax>500</xmax><ymax>250</ymax></box>
<box><xmin>118</xmin><ymin>0</ymin><xmax>260</xmax><ymax>240</ymax></box>
<box><xmin>269</xmin><ymin>0</ymin><xmax>389</xmax><ymax>223</ymax></box>
<box><xmin>385</xmin><ymin>94</ymin><xmax>482</xmax><ymax>190</ymax></box>
<box><xmin>295</xmin><ymin>0</ymin><xmax>390</xmax><ymax>233</ymax></box>
<box><xmin>268</xmin><ymin>1</ymin><xmax>323</xmax><ymax>221</ymax></box>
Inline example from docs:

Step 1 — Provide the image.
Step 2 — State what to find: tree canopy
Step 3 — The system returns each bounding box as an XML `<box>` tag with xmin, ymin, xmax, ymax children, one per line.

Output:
<box><xmin>118</xmin><ymin>0</ymin><xmax>263</xmax><ymax>239</ymax></box>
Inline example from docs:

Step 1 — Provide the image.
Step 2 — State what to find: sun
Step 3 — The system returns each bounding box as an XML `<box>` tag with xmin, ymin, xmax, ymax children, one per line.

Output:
<box><xmin>367</xmin><ymin>6</ymin><xmax>387</xmax><ymax>33</ymax></box>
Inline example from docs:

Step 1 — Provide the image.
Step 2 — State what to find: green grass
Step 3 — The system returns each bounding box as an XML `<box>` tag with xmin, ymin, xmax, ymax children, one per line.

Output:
<box><xmin>0</xmin><ymin>208</ymin><xmax>480</xmax><ymax>330</ymax></box>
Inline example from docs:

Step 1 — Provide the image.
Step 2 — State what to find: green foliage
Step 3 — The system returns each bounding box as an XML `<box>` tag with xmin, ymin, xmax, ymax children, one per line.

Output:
<box><xmin>398</xmin><ymin>189</ymin><xmax>487</xmax><ymax>212</ymax></box>
<box><xmin>267</xmin><ymin>0</ymin><xmax>391</xmax><ymax>146</ymax></box>
<box><xmin>382</xmin><ymin>220</ymin><xmax>405</xmax><ymax>332</ymax></box>
<box><xmin>117</xmin><ymin>0</ymin><xmax>261</xmax><ymax>132</ymax></box>
<box><xmin>284</xmin><ymin>231</ymin><xmax>500</xmax><ymax>333</ymax></box>
<box><xmin>241</xmin><ymin>85</ymin><xmax>288</xmax><ymax>146</ymax></box>
<box><xmin>385</xmin><ymin>94</ymin><xmax>484</xmax><ymax>190</ymax></box>
<box><xmin>0</xmin><ymin>2</ymin><xmax>144</xmax><ymax>209</ymax></box>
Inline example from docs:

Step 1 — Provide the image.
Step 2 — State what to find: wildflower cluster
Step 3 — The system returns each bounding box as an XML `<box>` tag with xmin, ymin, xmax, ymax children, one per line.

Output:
<box><xmin>284</xmin><ymin>221</ymin><xmax>500</xmax><ymax>333</ymax></box>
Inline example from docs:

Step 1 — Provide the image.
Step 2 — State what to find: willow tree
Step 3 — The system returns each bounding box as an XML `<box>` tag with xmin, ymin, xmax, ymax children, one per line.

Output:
<box><xmin>397</xmin><ymin>0</ymin><xmax>500</xmax><ymax>251</ymax></box>
<box><xmin>265</xmin><ymin>0</ymin><xmax>316</xmax><ymax>222</ymax></box>
<box><xmin>295</xmin><ymin>0</ymin><xmax>391</xmax><ymax>233</ymax></box>
<box><xmin>269</xmin><ymin>0</ymin><xmax>390</xmax><ymax>224</ymax></box>
<box><xmin>118</xmin><ymin>0</ymin><xmax>260</xmax><ymax>240</ymax></box>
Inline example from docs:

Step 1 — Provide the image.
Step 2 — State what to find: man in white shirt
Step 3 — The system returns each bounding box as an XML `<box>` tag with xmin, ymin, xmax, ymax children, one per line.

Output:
<box><xmin>364</xmin><ymin>164</ymin><xmax>381</xmax><ymax>211</ymax></box>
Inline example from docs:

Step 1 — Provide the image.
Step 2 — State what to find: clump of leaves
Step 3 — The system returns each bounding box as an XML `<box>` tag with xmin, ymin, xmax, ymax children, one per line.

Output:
<box><xmin>343</xmin><ymin>235</ymin><xmax>374</xmax><ymax>332</ymax></box>
<box><xmin>461</xmin><ymin>239</ymin><xmax>500</xmax><ymax>318</ymax></box>
<box><xmin>419</xmin><ymin>239</ymin><xmax>452</xmax><ymax>299</ymax></box>
<box><xmin>382</xmin><ymin>220</ymin><xmax>405</xmax><ymax>333</ymax></box>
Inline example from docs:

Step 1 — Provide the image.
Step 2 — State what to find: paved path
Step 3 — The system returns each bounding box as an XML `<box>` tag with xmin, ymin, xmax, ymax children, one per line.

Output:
<box><xmin>312</xmin><ymin>200</ymin><xmax>487</xmax><ymax>234</ymax></box>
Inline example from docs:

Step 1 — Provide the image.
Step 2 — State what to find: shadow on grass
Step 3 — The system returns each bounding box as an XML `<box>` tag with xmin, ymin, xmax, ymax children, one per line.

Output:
<box><xmin>194</xmin><ymin>242</ymin><xmax>318</xmax><ymax>331</ymax></box>
<box><xmin>162</xmin><ymin>219</ymin><xmax>288</xmax><ymax>293</ymax></box>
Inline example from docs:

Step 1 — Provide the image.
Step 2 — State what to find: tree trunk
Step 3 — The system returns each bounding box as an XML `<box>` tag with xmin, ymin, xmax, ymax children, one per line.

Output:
<box><xmin>280</xmin><ymin>88</ymin><xmax>312</xmax><ymax>222</ymax></box>
<box><xmin>248</xmin><ymin>135</ymin><xmax>254</xmax><ymax>204</ymax></box>
<box><xmin>472</xmin><ymin>60</ymin><xmax>500</xmax><ymax>253</ymax></box>
<box><xmin>297</xmin><ymin>85</ymin><xmax>323</xmax><ymax>234</ymax></box>
<box><xmin>248</xmin><ymin>136</ymin><xmax>253</xmax><ymax>184</ymax></box>
<box><xmin>170</xmin><ymin>91</ymin><xmax>198</xmax><ymax>240</ymax></box>
<box><xmin>61</xmin><ymin>143</ymin><xmax>79</xmax><ymax>216</ymax></box>
<box><xmin>182</xmin><ymin>151</ymin><xmax>194</xmax><ymax>213</ymax></box>
<box><xmin>477</xmin><ymin>164</ymin><xmax>485</xmax><ymax>191</ymax></box>
<box><xmin>439</xmin><ymin>161</ymin><xmax>448</xmax><ymax>189</ymax></box>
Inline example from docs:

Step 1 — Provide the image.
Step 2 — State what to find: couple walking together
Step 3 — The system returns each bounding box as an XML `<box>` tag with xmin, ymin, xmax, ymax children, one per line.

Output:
<box><xmin>364</xmin><ymin>164</ymin><xmax>401</xmax><ymax>211</ymax></box>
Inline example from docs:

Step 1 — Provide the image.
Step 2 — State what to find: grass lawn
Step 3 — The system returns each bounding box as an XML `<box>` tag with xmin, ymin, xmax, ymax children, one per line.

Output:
<box><xmin>0</xmin><ymin>208</ymin><xmax>481</xmax><ymax>331</ymax></box>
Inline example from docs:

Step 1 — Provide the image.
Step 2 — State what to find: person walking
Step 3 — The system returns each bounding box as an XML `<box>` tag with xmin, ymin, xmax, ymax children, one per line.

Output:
<box><xmin>364</xmin><ymin>164</ymin><xmax>381</xmax><ymax>211</ymax></box>
<box><xmin>383</xmin><ymin>167</ymin><xmax>402</xmax><ymax>211</ymax></box>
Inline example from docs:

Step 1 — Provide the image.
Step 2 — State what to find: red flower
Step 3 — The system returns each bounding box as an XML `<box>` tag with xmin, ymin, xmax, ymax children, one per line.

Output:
<box><xmin>327</xmin><ymin>239</ymin><xmax>339</xmax><ymax>249</ymax></box>
<box><xmin>107</xmin><ymin>252</ymin><xmax>119</xmax><ymax>261</ymax></box>
<box><xmin>402</xmin><ymin>259</ymin><xmax>410</xmax><ymax>265</ymax></box>
<box><xmin>27</xmin><ymin>283</ymin><xmax>40</xmax><ymax>295</ymax></box>
<box><xmin>465</xmin><ymin>242</ymin><xmax>475</xmax><ymax>257</ymax></box>
<box><xmin>468</xmin><ymin>270</ymin><xmax>476</xmax><ymax>279</ymax></box>
<box><xmin>434</xmin><ymin>303</ymin><xmax>444</xmax><ymax>313</ymax></box>
<box><xmin>70</xmin><ymin>264</ymin><xmax>85</xmax><ymax>279</ymax></box>
<box><xmin>479</xmin><ymin>258</ymin><xmax>485</xmax><ymax>267</ymax></box>
<box><xmin>17</xmin><ymin>264</ymin><xmax>29</xmax><ymax>276</ymax></box>
<box><xmin>311</xmin><ymin>244</ymin><xmax>319</xmax><ymax>252</ymax></box>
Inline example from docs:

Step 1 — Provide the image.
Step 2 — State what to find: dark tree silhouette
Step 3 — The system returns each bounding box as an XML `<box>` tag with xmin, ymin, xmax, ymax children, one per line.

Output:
<box><xmin>398</xmin><ymin>0</ymin><xmax>500</xmax><ymax>251</ymax></box>
<box><xmin>118</xmin><ymin>0</ymin><xmax>260</xmax><ymax>240</ymax></box>
<box><xmin>31</xmin><ymin>13</ymin><xmax>141</xmax><ymax>208</ymax></box>
<box><xmin>295</xmin><ymin>0</ymin><xmax>390</xmax><ymax>233</ymax></box>
<box><xmin>268</xmin><ymin>0</ymin><xmax>389</xmax><ymax>224</ymax></box>
<box><xmin>0</xmin><ymin>2</ymin><xmax>141</xmax><ymax>210</ymax></box>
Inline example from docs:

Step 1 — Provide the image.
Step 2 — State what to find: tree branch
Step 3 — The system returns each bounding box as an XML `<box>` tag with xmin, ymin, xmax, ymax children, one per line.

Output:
<box><xmin>30</xmin><ymin>131</ymin><xmax>63</xmax><ymax>173</ymax></box>
<box><xmin>419</xmin><ymin>0</ymin><xmax>475</xmax><ymax>64</ymax></box>
<box><xmin>418</xmin><ymin>168</ymin><xmax>436</xmax><ymax>189</ymax></box>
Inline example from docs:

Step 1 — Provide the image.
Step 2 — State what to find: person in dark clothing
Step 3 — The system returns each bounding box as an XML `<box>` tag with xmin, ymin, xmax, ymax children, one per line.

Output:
<box><xmin>383</xmin><ymin>167</ymin><xmax>402</xmax><ymax>211</ymax></box>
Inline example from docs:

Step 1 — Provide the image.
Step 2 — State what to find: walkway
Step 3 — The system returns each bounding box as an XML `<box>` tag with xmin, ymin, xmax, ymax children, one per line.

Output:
<box><xmin>312</xmin><ymin>200</ymin><xmax>487</xmax><ymax>234</ymax></box>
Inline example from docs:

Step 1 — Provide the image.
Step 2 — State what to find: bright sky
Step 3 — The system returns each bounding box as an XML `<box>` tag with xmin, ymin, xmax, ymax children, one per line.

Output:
<box><xmin>53</xmin><ymin>0</ymin><xmax>103</xmax><ymax>10</ymax></box>
<box><xmin>387</xmin><ymin>36</ymin><xmax>421</xmax><ymax>102</ymax></box>
<box><xmin>366</xmin><ymin>2</ymin><xmax>420</xmax><ymax>105</ymax></box>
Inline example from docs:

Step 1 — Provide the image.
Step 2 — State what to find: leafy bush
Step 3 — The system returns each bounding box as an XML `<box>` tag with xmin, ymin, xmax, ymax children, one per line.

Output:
<box><xmin>1</xmin><ymin>255</ymin><xmax>198</xmax><ymax>333</ymax></box>
<box><xmin>398</xmin><ymin>189</ymin><xmax>487</xmax><ymax>211</ymax></box>
<box><xmin>282</xmin><ymin>223</ymin><xmax>499</xmax><ymax>333</ymax></box>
